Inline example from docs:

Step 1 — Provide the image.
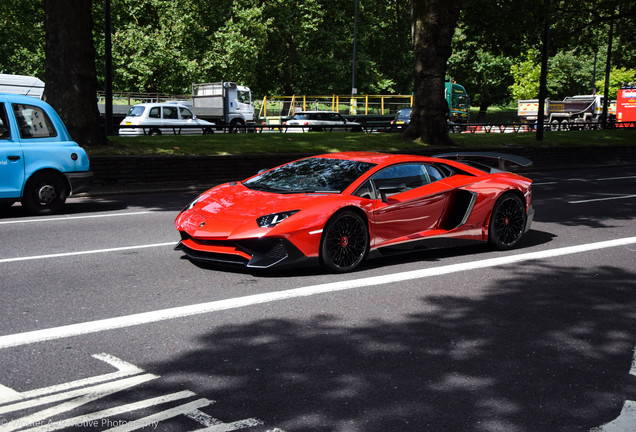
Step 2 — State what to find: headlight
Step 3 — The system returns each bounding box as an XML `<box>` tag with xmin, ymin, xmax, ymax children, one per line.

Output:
<box><xmin>181</xmin><ymin>198</ymin><xmax>199</xmax><ymax>213</ymax></box>
<box><xmin>257</xmin><ymin>210</ymin><xmax>299</xmax><ymax>228</ymax></box>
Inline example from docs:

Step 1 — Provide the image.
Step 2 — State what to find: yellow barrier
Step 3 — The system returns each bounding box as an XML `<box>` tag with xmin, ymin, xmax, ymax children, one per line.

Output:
<box><xmin>257</xmin><ymin>94</ymin><xmax>413</xmax><ymax>119</ymax></box>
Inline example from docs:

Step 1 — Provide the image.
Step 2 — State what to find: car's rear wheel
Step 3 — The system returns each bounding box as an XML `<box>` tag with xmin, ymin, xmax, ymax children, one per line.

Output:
<box><xmin>489</xmin><ymin>193</ymin><xmax>526</xmax><ymax>250</ymax></box>
<box><xmin>22</xmin><ymin>172</ymin><xmax>68</xmax><ymax>215</ymax></box>
<box><xmin>321</xmin><ymin>210</ymin><xmax>369</xmax><ymax>273</ymax></box>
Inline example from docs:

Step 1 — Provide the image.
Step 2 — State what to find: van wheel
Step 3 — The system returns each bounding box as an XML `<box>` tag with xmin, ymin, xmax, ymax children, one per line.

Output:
<box><xmin>22</xmin><ymin>172</ymin><xmax>68</xmax><ymax>215</ymax></box>
<box><xmin>149</xmin><ymin>128</ymin><xmax>162</xmax><ymax>136</ymax></box>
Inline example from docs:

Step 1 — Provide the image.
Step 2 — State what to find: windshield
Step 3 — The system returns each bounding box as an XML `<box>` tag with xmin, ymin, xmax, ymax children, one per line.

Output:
<box><xmin>290</xmin><ymin>113</ymin><xmax>310</xmax><ymax>120</ymax></box>
<box><xmin>127</xmin><ymin>106</ymin><xmax>146</xmax><ymax>117</ymax></box>
<box><xmin>244</xmin><ymin>158</ymin><xmax>376</xmax><ymax>193</ymax></box>
<box><xmin>397</xmin><ymin>109</ymin><xmax>411</xmax><ymax>121</ymax></box>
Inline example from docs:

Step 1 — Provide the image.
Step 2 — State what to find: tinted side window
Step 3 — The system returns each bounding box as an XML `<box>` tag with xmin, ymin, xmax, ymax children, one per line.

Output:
<box><xmin>0</xmin><ymin>103</ymin><xmax>10</xmax><ymax>139</ymax></box>
<box><xmin>426</xmin><ymin>165</ymin><xmax>445</xmax><ymax>182</ymax></box>
<box><xmin>372</xmin><ymin>163</ymin><xmax>430</xmax><ymax>191</ymax></box>
<box><xmin>12</xmin><ymin>103</ymin><xmax>57</xmax><ymax>138</ymax></box>
<box><xmin>163</xmin><ymin>107</ymin><xmax>178</xmax><ymax>119</ymax></box>
<box><xmin>179</xmin><ymin>107</ymin><xmax>193</xmax><ymax>120</ymax></box>
<box><xmin>149</xmin><ymin>107</ymin><xmax>160</xmax><ymax>118</ymax></box>
<box><xmin>353</xmin><ymin>180</ymin><xmax>375</xmax><ymax>199</ymax></box>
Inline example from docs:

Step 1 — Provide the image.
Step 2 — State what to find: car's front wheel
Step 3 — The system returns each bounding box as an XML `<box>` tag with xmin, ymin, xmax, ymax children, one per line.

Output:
<box><xmin>320</xmin><ymin>210</ymin><xmax>369</xmax><ymax>273</ymax></box>
<box><xmin>489</xmin><ymin>193</ymin><xmax>527</xmax><ymax>250</ymax></box>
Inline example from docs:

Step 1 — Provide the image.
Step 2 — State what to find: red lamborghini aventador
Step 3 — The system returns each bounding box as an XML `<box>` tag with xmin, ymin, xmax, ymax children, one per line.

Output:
<box><xmin>175</xmin><ymin>151</ymin><xmax>534</xmax><ymax>273</ymax></box>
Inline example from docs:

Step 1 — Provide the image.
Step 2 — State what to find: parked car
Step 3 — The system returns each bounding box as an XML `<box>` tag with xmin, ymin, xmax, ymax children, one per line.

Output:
<box><xmin>175</xmin><ymin>151</ymin><xmax>534</xmax><ymax>273</ymax></box>
<box><xmin>390</xmin><ymin>108</ymin><xmax>411</xmax><ymax>131</ymax></box>
<box><xmin>0</xmin><ymin>93</ymin><xmax>92</xmax><ymax>214</ymax></box>
<box><xmin>283</xmin><ymin>111</ymin><xmax>362</xmax><ymax>132</ymax></box>
<box><xmin>119</xmin><ymin>102</ymin><xmax>215</xmax><ymax>136</ymax></box>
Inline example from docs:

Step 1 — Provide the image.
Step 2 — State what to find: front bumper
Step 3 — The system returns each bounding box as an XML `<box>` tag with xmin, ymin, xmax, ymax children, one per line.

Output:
<box><xmin>525</xmin><ymin>204</ymin><xmax>535</xmax><ymax>233</ymax></box>
<box><xmin>175</xmin><ymin>234</ymin><xmax>316</xmax><ymax>269</ymax></box>
<box><xmin>65</xmin><ymin>171</ymin><xmax>93</xmax><ymax>195</ymax></box>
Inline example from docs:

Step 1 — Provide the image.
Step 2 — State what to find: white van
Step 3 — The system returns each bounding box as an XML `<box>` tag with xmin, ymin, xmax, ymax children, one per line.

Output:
<box><xmin>0</xmin><ymin>74</ymin><xmax>45</xmax><ymax>99</ymax></box>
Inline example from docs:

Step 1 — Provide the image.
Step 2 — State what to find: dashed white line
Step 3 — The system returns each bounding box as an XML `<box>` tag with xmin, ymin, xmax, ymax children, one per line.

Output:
<box><xmin>0</xmin><ymin>211</ymin><xmax>153</xmax><ymax>225</ymax></box>
<box><xmin>0</xmin><ymin>242</ymin><xmax>176</xmax><ymax>264</ymax></box>
<box><xmin>0</xmin><ymin>236</ymin><xmax>635</xmax><ymax>350</ymax></box>
<box><xmin>598</xmin><ymin>175</ymin><xmax>636</xmax><ymax>181</ymax></box>
<box><xmin>569</xmin><ymin>194</ymin><xmax>636</xmax><ymax>204</ymax></box>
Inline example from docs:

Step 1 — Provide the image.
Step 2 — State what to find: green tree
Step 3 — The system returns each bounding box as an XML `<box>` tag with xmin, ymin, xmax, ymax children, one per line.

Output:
<box><xmin>103</xmin><ymin>0</ymin><xmax>221</xmax><ymax>94</ymax></box>
<box><xmin>596</xmin><ymin>66</ymin><xmax>636</xmax><ymax>98</ymax></box>
<box><xmin>508</xmin><ymin>50</ymin><xmax>543</xmax><ymax>101</ymax></box>
<box><xmin>448</xmin><ymin>29</ymin><xmax>513</xmax><ymax>120</ymax></box>
<box><xmin>0</xmin><ymin>0</ymin><xmax>45</xmax><ymax>77</ymax></box>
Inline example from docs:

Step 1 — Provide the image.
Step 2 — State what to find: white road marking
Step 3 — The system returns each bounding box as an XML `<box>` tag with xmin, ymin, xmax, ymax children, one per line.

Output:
<box><xmin>0</xmin><ymin>353</ymin><xmax>262</xmax><ymax>432</ymax></box>
<box><xmin>569</xmin><ymin>194</ymin><xmax>636</xmax><ymax>204</ymax></box>
<box><xmin>21</xmin><ymin>391</ymin><xmax>195</xmax><ymax>432</ymax></box>
<box><xmin>590</xmin><ymin>401</ymin><xmax>636</xmax><ymax>432</ymax></box>
<box><xmin>598</xmin><ymin>175</ymin><xmax>636</xmax><ymax>181</ymax></box>
<box><xmin>0</xmin><ymin>353</ymin><xmax>142</xmax><ymax>404</ymax></box>
<box><xmin>534</xmin><ymin>175</ymin><xmax>636</xmax><ymax>187</ymax></box>
<box><xmin>0</xmin><ymin>242</ymin><xmax>176</xmax><ymax>264</ymax></box>
<box><xmin>0</xmin><ymin>211</ymin><xmax>153</xmax><ymax>225</ymax></box>
<box><xmin>0</xmin><ymin>236</ymin><xmax>635</xmax><ymax>350</ymax></box>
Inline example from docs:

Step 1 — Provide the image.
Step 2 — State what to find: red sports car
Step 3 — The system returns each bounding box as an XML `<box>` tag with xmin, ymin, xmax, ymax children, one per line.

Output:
<box><xmin>174</xmin><ymin>151</ymin><xmax>534</xmax><ymax>273</ymax></box>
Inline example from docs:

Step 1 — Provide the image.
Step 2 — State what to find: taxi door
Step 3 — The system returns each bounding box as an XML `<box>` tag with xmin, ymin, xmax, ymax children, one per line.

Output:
<box><xmin>0</xmin><ymin>101</ymin><xmax>25</xmax><ymax>199</ymax></box>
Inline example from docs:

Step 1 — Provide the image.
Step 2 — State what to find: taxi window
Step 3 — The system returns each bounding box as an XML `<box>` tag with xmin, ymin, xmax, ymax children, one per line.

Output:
<box><xmin>0</xmin><ymin>104</ymin><xmax>10</xmax><ymax>139</ymax></box>
<box><xmin>149</xmin><ymin>107</ymin><xmax>160</xmax><ymax>118</ymax></box>
<box><xmin>162</xmin><ymin>106</ymin><xmax>178</xmax><ymax>119</ymax></box>
<box><xmin>179</xmin><ymin>107</ymin><xmax>193</xmax><ymax>120</ymax></box>
<box><xmin>12</xmin><ymin>103</ymin><xmax>57</xmax><ymax>139</ymax></box>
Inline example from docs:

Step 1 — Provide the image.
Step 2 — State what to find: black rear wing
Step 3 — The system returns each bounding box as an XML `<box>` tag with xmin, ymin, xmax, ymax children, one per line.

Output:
<box><xmin>433</xmin><ymin>152</ymin><xmax>532</xmax><ymax>172</ymax></box>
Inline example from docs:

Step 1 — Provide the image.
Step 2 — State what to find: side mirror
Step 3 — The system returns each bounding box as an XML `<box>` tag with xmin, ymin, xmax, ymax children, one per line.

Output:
<box><xmin>377</xmin><ymin>183</ymin><xmax>407</xmax><ymax>203</ymax></box>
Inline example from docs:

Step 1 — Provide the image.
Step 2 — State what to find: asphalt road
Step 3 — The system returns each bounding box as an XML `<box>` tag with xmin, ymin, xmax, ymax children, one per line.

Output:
<box><xmin>1</xmin><ymin>165</ymin><xmax>635</xmax><ymax>432</ymax></box>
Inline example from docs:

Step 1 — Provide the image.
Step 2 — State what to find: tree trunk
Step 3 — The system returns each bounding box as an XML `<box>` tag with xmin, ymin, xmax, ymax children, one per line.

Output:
<box><xmin>44</xmin><ymin>0</ymin><xmax>106</xmax><ymax>146</ymax></box>
<box><xmin>477</xmin><ymin>101</ymin><xmax>490</xmax><ymax>123</ymax></box>
<box><xmin>405</xmin><ymin>0</ymin><xmax>463</xmax><ymax>146</ymax></box>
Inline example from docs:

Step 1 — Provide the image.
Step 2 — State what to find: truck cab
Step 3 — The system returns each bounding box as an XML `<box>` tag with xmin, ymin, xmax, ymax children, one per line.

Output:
<box><xmin>191</xmin><ymin>82</ymin><xmax>255</xmax><ymax>129</ymax></box>
<box><xmin>0</xmin><ymin>93</ymin><xmax>92</xmax><ymax>214</ymax></box>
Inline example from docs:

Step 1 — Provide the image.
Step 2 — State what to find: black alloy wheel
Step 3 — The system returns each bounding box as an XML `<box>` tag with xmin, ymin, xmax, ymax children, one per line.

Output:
<box><xmin>321</xmin><ymin>210</ymin><xmax>369</xmax><ymax>273</ymax></box>
<box><xmin>489</xmin><ymin>193</ymin><xmax>527</xmax><ymax>250</ymax></box>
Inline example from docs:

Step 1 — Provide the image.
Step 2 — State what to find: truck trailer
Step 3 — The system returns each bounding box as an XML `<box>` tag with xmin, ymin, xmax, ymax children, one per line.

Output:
<box><xmin>616</xmin><ymin>86</ymin><xmax>636</xmax><ymax>125</ymax></box>
<box><xmin>518</xmin><ymin>95</ymin><xmax>616</xmax><ymax>129</ymax></box>
<box><xmin>191</xmin><ymin>82</ymin><xmax>255</xmax><ymax>130</ymax></box>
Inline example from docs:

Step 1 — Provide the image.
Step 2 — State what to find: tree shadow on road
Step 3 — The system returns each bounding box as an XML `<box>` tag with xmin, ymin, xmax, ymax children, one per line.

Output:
<box><xmin>143</xmin><ymin>262</ymin><xmax>636</xmax><ymax>431</ymax></box>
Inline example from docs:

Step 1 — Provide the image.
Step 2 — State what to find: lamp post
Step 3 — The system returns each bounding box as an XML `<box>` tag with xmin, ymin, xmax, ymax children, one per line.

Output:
<box><xmin>351</xmin><ymin>0</ymin><xmax>359</xmax><ymax>97</ymax></box>
<box><xmin>104</xmin><ymin>0</ymin><xmax>113</xmax><ymax>136</ymax></box>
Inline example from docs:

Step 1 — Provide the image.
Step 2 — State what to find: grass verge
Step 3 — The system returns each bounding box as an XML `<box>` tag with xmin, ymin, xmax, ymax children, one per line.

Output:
<box><xmin>88</xmin><ymin>128</ymin><xmax>636</xmax><ymax>157</ymax></box>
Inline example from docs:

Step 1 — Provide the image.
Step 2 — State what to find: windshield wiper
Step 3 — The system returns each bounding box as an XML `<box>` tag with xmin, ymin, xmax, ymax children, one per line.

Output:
<box><xmin>292</xmin><ymin>189</ymin><xmax>340</xmax><ymax>194</ymax></box>
<box><xmin>245</xmin><ymin>184</ymin><xmax>291</xmax><ymax>193</ymax></box>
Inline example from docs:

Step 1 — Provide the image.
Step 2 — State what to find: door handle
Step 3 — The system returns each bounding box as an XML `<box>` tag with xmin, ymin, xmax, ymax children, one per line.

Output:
<box><xmin>7</xmin><ymin>155</ymin><xmax>21</xmax><ymax>161</ymax></box>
